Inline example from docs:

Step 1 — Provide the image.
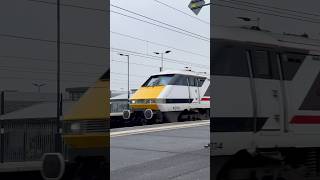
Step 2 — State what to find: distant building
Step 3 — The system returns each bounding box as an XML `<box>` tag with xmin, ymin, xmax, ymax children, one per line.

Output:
<box><xmin>0</xmin><ymin>91</ymin><xmax>57</xmax><ymax>114</ymax></box>
<box><xmin>111</xmin><ymin>89</ymin><xmax>137</xmax><ymax>98</ymax></box>
<box><xmin>2</xmin><ymin>101</ymin><xmax>75</xmax><ymax>120</ymax></box>
<box><xmin>0</xmin><ymin>86</ymin><xmax>139</xmax><ymax>116</ymax></box>
<box><xmin>111</xmin><ymin>90</ymin><xmax>127</xmax><ymax>98</ymax></box>
<box><xmin>131</xmin><ymin>89</ymin><xmax>138</xmax><ymax>94</ymax></box>
<box><xmin>0</xmin><ymin>87</ymin><xmax>86</xmax><ymax>117</ymax></box>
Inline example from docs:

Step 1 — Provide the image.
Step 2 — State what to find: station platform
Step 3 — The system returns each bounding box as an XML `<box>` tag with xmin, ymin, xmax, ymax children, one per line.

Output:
<box><xmin>110</xmin><ymin>120</ymin><xmax>210</xmax><ymax>180</ymax></box>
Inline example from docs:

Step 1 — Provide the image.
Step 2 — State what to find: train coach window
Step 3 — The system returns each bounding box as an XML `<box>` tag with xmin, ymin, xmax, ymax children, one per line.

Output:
<box><xmin>188</xmin><ymin>76</ymin><xmax>196</xmax><ymax>86</ymax></box>
<box><xmin>281</xmin><ymin>53</ymin><xmax>305</xmax><ymax>80</ymax></box>
<box><xmin>174</xmin><ymin>75</ymin><xmax>189</xmax><ymax>86</ymax></box>
<box><xmin>211</xmin><ymin>41</ymin><xmax>249</xmax><ymax>77</ymax></box>
<box><xmin>269</xmin><ymin>53</ymin><xmax>280</xmax><ymax>80</ymax></box>
<box><xmin>197</xmin><ymin>78</ymin><xmax>206</xmax><ymax>87</ymax></box>
<box><xmin>252</xmin><ymin>50</ymin><xmax>271</xmax><ymax>78</ymax></box>
<box><xmin>169</xmin><ymin>75</ymin><xmax>189</xmax><ymax>86</ymax></box>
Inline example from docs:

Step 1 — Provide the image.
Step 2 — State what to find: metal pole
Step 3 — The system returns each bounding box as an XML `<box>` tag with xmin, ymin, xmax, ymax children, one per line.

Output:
<box><xmin>56</xmin><ymin>0</ymin><xmax>61</xmax><ymax>153</ymax></box>
<box><xmin>127</xmin><ymin>55</ymin><xmax>130</xmax><ymax>109</ymax></box>
<box><xmin>0</xmin><ymin>91</ymin><xmax>4</xmax><ymax>163</ymax></box>
<box><xmin>0</xmin><ymin>91</ymin><xmax>4</xmax><ymax>116</ymax></box>
<box><xmin>161</xmin><ymin>53</ymin><xmax>163</xmax><ymax>72</ymax></box>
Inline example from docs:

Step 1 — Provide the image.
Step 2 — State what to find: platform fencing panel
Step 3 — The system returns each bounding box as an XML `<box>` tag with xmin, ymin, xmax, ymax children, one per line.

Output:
<box><xmin>1</xmin><ymin>119</ymin><xmax>58</xmax><ymax>162</ymax></box>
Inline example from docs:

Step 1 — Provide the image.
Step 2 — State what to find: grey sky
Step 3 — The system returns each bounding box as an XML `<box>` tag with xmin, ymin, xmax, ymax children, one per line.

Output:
<box><xmin>0</xmin><ymin>0</ymin><xmax>108</xmax><ymax>93</ymax></box>
<box><xmin>1</xmin><ymin>0</ymin><xmax>319</xmax><ymax>93</ymax></box>
<box><xmin>110</xmin><ymin>0</ymin><xmax>210</xmax><ymax>91</ymax></box>
<box><xmin>111</xmin><ymin>0</ymin><xmax>320</xmax><ymax>91</ymax></box>
<box><xmin>212</xmin><ymin>0</ymin><xmax>320</xmax><ymax>37</ymax></box>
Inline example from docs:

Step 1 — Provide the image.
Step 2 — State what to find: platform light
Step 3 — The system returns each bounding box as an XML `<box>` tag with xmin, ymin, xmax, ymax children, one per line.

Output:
<box><xmin>153</xmin><ymin>50</ymin><xmax>171</xmax><ymax>72</ymax></box>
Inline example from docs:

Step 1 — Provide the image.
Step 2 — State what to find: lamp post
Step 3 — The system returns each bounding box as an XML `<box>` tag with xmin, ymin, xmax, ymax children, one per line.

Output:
<box><xmin>188</xmin><ymin>0</ymin><xmax>211</xmax><ymax>15</ymax></box>
<box><xmin>153</xmin><ymin>50</ymin><xmax>171</xmax><ymax>72</ymax></box>
<box><xmin>119</xmin><ymin>53</ymin><xmax>130</xmax><ymax>109</ymax></box>
<box><xmin>32</xmin><ymin>82</ymin><xmax>46</xmax><ymax>93</ymax></box>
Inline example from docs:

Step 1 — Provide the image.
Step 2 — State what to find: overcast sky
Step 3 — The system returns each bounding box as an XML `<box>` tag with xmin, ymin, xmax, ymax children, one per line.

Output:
<box><xmin>110</xmin><ymin>0</ymin><xmax>210</xmax><ymax>91</ymax></box>
<box><xmin>1</xmin><ymin>0</ymin><xmax>319</xmax><ymax>93</ymax></box>
<box><xmin>111</xmin><ymin>0</ymin><xmax>320</xmax><ymax>91</ymax></box>
<box><xmin>0</xmin><ymin>0</ymin><xmax>108</xmax><ymax>94</ymax></box>
<box><xmin>212</xmin><ymin>0</ymin><xmax>320</xmax><ymax>36</ymax></box>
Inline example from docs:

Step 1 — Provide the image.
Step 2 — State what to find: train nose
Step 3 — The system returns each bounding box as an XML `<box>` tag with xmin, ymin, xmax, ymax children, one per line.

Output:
<box><xmin>123</xmin><ymin>110</ymin><xmax>131</xmax><ymax>119</ymax></box>
<box><xmin>144</xmin><ymin>109</ymin><xmax>154</xmax><ymax>120</ymax></box>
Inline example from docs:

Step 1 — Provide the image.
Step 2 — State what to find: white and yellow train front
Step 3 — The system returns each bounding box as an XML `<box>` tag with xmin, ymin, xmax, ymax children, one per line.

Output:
<box><xmin>123</xmin><ymin>69</ymin><xmax>210</xmax><ymax>124</ymax></box>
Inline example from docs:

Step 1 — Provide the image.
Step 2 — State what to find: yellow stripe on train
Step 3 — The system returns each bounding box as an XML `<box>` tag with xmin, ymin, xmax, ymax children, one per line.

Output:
<box><xmin>130</xmin><ymin>86</ymin><xmax>164</xmax><ymax>100</ymax></box>
<box><xmin>130</xmin><ymin>103</ymin><xmax>159</xmax><ymax>110</ymax></box>
<box><xmin>63</xmin><ymin>80</ymin><xmax>109</xmax><ymax>121</ymax></box>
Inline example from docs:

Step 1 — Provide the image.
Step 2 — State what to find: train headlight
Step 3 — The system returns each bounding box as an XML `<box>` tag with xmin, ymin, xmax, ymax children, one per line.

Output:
<box><xmin>63</xmin><ymin>120</ymin><xmax>107</xmax><ymax>134</ymax></box>
<box><xmin>130</xmin><ymin>99</ymin><xmax>145</xmax><ymax>104</ymax></box>
<box><xmin>70</xmin><ymin>122</ymin><xmax>81</xmax><ymax>132</ymax></box>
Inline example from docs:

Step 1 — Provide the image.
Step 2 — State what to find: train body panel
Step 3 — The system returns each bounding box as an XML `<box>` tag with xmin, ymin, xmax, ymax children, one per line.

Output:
<box><xmin>211</xmin><ymin>26</ymin><xmax>320</xmax><ymax>179</ymax></box>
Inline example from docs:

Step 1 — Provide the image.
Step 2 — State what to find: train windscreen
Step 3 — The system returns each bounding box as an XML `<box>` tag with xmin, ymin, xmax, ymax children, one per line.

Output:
<box><xmin>142</xmin><ymin>74</ymin><xmax>174</xmax><ymax>87</ymax></box>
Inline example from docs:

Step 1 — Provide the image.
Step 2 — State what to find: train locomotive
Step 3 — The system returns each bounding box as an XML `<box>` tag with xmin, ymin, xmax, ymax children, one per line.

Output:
<box><xmin>41</xmin><ymin>70</ymin><xmax>109</xmax><ymax>180</ymax></box>
<box><xmin>123</xmin><ymin>68</ymin><xmax>210</xmax><ymax>125</ymax></box>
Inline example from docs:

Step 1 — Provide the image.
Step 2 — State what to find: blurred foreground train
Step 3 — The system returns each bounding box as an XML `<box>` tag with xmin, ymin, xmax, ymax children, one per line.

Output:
<box><xmin>211</xmin><ymin>25</ymin><xmax>320</xmax><ymax>180</ymax></box>
<box><xmin>121</xmin><ymin>68</ymin><xmax>210</xmax><ymax>125</ymax></box>
<box><xmin>42</xmin><ymin>71</ymin><xmax>109</xmax><ymax>180</ymax></box>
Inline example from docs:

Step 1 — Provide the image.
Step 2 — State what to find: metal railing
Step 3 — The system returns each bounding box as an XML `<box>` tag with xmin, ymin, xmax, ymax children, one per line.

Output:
<box><xmin>110</xmin><ymin>101</ymin><xmax>128</xmax><ymax>113</ymax></box>
<box><xmin>0</xmin><ymin>91</ymin><xmax>70</xmax><ymax>163</ymax></box>
<box><xmin>0</xmin><ymin>118</ymin><xmax>67</xmax><ymax>163</ymax></box>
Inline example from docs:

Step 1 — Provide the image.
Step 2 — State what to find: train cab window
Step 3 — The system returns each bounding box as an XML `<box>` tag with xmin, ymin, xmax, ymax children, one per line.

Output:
<box><xmin>281</xmin><ymin>53</ymin><xmax>305</xmax><ymax>80</ymax></box>
<box><xmin>252</xmin><ymin>50</ymin><xmax>271</xmax><ymax>78</ymax></box>
<box><xmin>142</xmin><ymin>74</ymin><xmax>174</xmax><ymax>87</ymax></box>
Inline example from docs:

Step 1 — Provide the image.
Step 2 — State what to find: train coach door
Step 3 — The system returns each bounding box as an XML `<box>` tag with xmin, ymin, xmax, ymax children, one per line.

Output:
<box><xmin>247</xmin><ymin>48</ymin><xmax>283</xmax><ymax>133</ymax></box>
<box><xmin>188</xmin><ymin>76</ymin><xmax>200</xmax><ymax>104</ymax></box>
<box><xmin>196</xmin><ymin>77</ymin><xmax>205</xmax><ymax>103</ymax></box>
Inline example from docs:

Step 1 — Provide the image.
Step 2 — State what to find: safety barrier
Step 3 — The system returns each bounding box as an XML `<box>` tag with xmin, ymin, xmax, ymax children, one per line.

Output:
<box><xmin>0</xmin><ymin>118</ymin><xmax>67</xmax><ymax>163</ymax></box>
